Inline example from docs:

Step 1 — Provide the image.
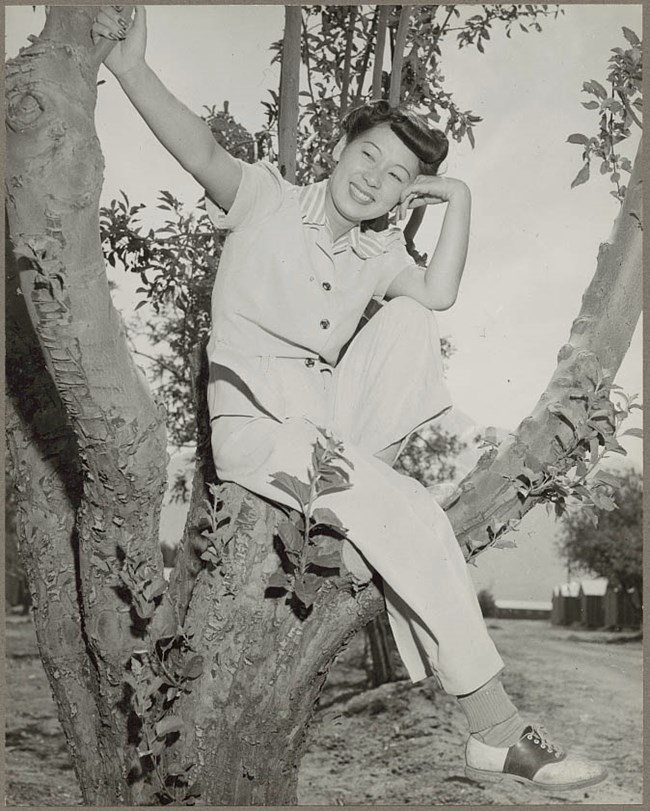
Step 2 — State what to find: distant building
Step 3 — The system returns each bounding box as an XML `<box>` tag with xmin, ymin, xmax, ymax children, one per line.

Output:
<box><xmin>551</xmin><ymin>581</ymin><xmax>581</xmax><ymax>626</ymax></box>
<box><xmin>578</xmin><ymin>578</ymin><xmax>608</xmax><ymax>628</ymax></box>
<box><xmin>604</xmin><ymin>584</ymin><xmax>642</xmax><ymax>630</ymax></box>
<box><xmin>494</xmin><ymin>599</ymin><xmax>552</xmax><ymax>620</ymax></box>
<box><xmin>551</xmin><ymin>577</ymin><xmax>640</xmax><ymax>629</ymax></box>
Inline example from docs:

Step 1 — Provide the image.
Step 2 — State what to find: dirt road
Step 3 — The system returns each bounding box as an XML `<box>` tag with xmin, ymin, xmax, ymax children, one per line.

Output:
<box><xmin>297</xmin><ymin>619</ymin><xmax>643</xmax><ymax>805</ymax></box>
<box><xmin>5</xmin><ymin>615</ymin><xmax>642</xmax><ymax>805</ymax></box>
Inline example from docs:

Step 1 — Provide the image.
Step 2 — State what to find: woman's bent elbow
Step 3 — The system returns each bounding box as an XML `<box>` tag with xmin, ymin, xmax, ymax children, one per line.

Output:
<box><xmin>428</xmin><ymin>292</ymin><xmax>458</xmax><ymax>311</ymax></box>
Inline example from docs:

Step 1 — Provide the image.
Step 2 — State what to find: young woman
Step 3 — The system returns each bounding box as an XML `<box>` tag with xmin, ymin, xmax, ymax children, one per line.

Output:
<box><xmin>93</xmin><ymin>6</ymin><xmax>607</xmax><ymax>792</ymax></box>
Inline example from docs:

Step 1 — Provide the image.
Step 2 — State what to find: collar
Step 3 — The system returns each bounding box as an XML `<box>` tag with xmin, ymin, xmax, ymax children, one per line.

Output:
<box><xmin>297</xmin><ymin>180</ymin><xmax>402</xmax><ymax>259</ymax></box>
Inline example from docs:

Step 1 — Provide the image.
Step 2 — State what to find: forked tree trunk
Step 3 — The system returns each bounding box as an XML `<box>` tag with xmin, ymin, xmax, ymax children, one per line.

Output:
<box><xmin>5</xmin><ymin>6</ymin><xmax>642</xmax><ymax>806</ymax></box>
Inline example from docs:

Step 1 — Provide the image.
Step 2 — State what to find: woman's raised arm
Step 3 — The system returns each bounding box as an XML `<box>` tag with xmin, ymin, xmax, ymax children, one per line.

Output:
<box><xmin>93</xmin><ymin>6</ymin><xmax>241</xmax><ymax>211</ymax></box>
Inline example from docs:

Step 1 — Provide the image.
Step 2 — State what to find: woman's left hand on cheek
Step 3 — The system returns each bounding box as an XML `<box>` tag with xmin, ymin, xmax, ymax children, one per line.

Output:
<box><xmin>397</xmin><ymin>176</ymin><xmax>468</xmax><ymax>220</ymax></box>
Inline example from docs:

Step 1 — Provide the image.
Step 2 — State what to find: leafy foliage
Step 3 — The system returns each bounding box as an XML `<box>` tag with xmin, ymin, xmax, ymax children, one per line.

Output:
<box><xmin>267</xmin><ymin>4</ymin><xmax>561</xmax><ymax>183</ymax></box>
<box><xmin>568</xmin><ymin>26</ymin><xmax>642</xmax><ymax>202</ymax></box>
<box><xmin>558</xmin><ymin>468</ymin><xmax>642</xmax><ymax>595</ymax></box>
<box><xmin>116</xmin><ymin>552</ymin><xmax>205</xmax><ymax>804</ymax></box>
<box><xmin>101</xmin><ymin>190</ymin><xmax>220</xmax><ymax>451</ymax></box>
<box><xmin>515</xmin><ymin>375</ymin><xmax>642</xmax><ymax>524</ymax></box>
<box><xmin>463</xmin><ymin>374</ymin><xmax>643</xmax><ymax>561</ymax></box>
<box><xmin>268</xmin><ymin>428</ymin><xmax>355</xmax><ymax>615</ymax></box>
<box><xmin>197</xmin><ymin>481</ymin><xmax>235</xmax><ymax>571</ymax></box>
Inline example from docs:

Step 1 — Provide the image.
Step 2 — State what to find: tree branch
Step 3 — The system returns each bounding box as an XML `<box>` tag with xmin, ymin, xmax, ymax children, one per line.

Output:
<box><xmin>372</xmin><ymin>6</ymin><xmax>390</xmax><ymax>100</ymax></box>
<box><xmin>278</xmin><ymin>6</ymin><xmax>302</xmax><ymax>181</ymax></box>
<box><xmin>389</xmin><ymin>6</ymin><xmax>412</xmax><ymax>106</ymax></box>
<box><xmin>354</xmin><ymin>7</ymin><xmax>379</xmax><ymax>104</ymax></box>
<box><xmin>447</xmin><ymin>140</ymin><xmax>643</xmax><ymax>559</ymax></box>
<box><xmin>339</xmin><ymin>7</ymin><xmax>357</xmax><ymax>117</ymax></box>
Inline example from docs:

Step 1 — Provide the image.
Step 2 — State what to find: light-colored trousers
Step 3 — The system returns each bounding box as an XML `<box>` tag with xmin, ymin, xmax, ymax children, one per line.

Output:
<box><xmin>209</xmin><ymin>297</ymin><xmax>504</xmax><ymax>695</ymax></box>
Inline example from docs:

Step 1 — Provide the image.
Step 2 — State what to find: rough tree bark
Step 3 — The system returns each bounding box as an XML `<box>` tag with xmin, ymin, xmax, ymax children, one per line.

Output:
<box><xmin>5</xmin><ymin>6</ymin><xmax>642</xmax><ymax>806</ymax></box>
<box><xmin>389</xmin><ymin>6</ymin><xmax>413</xmax><ymax>106</ymax></box>
<box><xmin>277</xmin><ymin>6</ymin><xmax>302</xmax><ymax>182</ymax></box>
<box><xmin>5</xmin><ymin>7</ymin><xmax>167</xmax><ymax>803</ymax></box>
<box><xmin>371</xmin><ymin>5</ymin><xmax>391</xmax><ymax>100</ymax></box>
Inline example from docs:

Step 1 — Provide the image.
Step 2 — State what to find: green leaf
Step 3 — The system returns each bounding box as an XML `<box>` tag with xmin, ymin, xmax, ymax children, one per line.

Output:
<box><xmin>567</xmin><ymin>133</ymin><xmax>589</xmax><ymax>145</ymax></box>
<box><xmin>155</xmin><ymin>716</ymin><xmax>184</xmax><ymax>739</ymax></box>
<box><xmin>267</xmin><ymin>570</ymin><xmax>292</xmax><ymax>590</ymax></box>
<box><xmin>571</xmin><ymin>162</ymin><xmax>590</xmax><ymax>189</ymax></box>
<box><xmin>582</xmin><ymin>101</ymin><xmax>600</xmax><ymax>110</ymax></box>
<box><xmin>573</xmin><ymin>483</ymin><xmax>592</xmax><ymax>500</ymax></box>
<box><xmin>492</xmin><ymin>537</ymin><xmax>517</xmax><ymax>549</ymax></box>
<box><xmin>622</xmin><ymin>427</ymin><xmax>643</xmax><ymax>439</ymax></box>
<box><xmin>311</xmin><ymin>507</ymin><xmax>347</xmax><ymax>532</ymax></box>
<box><xmin>604</xmin><ymin>438</ymin><xmax>628</xmax><ymax>456</ymax></box>
<box><xmin>309</xmin><ymin>551</ymin><xmax>341</xmax><ymax>569</ymax></box>
<box><xmin>293</xmin><ymin>572</ymin><xmax>322</xmax><ymax>609</ymax></box>
<box><xmin>308</xmin><ymin>534</ymin><xmax>342</xmax><ymax>566</ymax></box>
<box><xmin>316</xmin><ymin>480</ymin><xmax>353</xmax><ymax>497</ymax></box>
<box><xmin>590</xmin><ymin>490</ymin><xmax>617</xmax><ymax>511</ymax></box>
<box><xmin>184</xmin><ymin>780</ymin><xmax>203</xmax><ymax>800</ymax></box>
<box><xmin>277</xmin><ymin>520</ymin><xmax>304</xmax><ymax>553</ymax></box>
<box><xmin>622</xmin><ymin>26</ymin><xmax>640</xmax><ymax>47</ymax></box>
<box><xmin>593</xmin><ymin>470</ymin><xmax>620</xmax><ymax>488</ymax></box>
<box><xmin>182</xmin><ymin>655</ymin><xmax>204</xmax><ymax>680</ymax></box>
<box><xmin>583</xmin><ymin>79</ymin><xmax>608</xmax><ymax>99</ymax></box>
<box><xmin>269</xmin><ymin>471</ymin><xmax>311</xmax><ymax>508</ymax></box>
<box><xmin>148</xmin><ymin>577</ymin><xmax>168</xmax><ymax>600</ymax></box>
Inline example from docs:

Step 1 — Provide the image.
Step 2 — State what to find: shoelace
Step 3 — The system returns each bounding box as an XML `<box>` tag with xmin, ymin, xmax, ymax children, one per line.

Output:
<box><xmin>527</xmin><ymin>725</ymin><xmax>565</xmax><ymax>758</ymax></box>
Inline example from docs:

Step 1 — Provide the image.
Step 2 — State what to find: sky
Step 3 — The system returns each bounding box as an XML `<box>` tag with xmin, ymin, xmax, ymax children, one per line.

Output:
<box><xmin>5</xmin><ymin>4</ymin><xmax>644</xmax><ymax>600</ymax></box>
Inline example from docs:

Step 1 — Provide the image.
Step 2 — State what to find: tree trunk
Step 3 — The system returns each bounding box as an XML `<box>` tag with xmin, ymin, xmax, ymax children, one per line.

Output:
<box><xmin>6</xmin><ymin>240</ymin><xmax>126</xmax><ymax>802</ymax></box>
<box><xmin>278</xmin><ymin>6</ymin><xmax>302</xmax><ymax>181</ymax></box>
<box><xmin>5</xmin><ymin>6</ymin><xmax>643</xmax><ymax>806</ymax></box>
<box><xmin>6</xmin><ymin>6</ymin><xmax>167</xmax><ymax>802</ymax></box>
<box><xmin>339</xmin><ymin>8</ymin><xmax>358</xmax><ymax>117</ymax></box>
<box><xmin>365</xmin><ymin>611</ymin><xmax>399</xmax><ymax>687</ymax></box>
<box><xmin>389</xmin><ymin>6</ymin><xmax>412</xmax><ymax>106</ymax></box>
<box><xmin>371</xmin><ymin>6</ymin><xmax>390</xmax><ymax>100</ymax></box>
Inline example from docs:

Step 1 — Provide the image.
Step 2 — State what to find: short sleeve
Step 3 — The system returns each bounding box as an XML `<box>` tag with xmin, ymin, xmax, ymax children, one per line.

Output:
<box><xmin>371</xmin><ymin>235</ymin><xmax>417</xmax><ymax>300</ymax></box>
<box><xmin>205</xmin><ymin>160</ymin><xmax>286</xmax><ymax>232</ymax></box>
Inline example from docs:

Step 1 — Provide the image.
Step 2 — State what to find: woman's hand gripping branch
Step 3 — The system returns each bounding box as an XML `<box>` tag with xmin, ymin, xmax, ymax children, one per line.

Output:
<box><xmin>92</xmin><ymin>5</ymin><xmax>145</xmax><ymax>78</ymax></box>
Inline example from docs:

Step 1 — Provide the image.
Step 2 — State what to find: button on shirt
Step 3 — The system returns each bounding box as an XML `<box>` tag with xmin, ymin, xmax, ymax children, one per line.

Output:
<box><xmin>206</xmin><ymin>159</ymin><xmax>417</xmax><ymax>419</ymax></box>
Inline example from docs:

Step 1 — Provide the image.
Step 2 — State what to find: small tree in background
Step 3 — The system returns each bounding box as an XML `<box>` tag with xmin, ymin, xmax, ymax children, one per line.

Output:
<box><xmin>558</xmin><ymin>468</ymin><xmax>643</xmax><ymax>602</ymax></box>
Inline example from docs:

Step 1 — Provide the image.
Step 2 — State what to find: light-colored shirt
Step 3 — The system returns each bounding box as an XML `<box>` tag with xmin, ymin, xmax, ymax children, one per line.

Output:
<box><xmin>206</xmin><ymin>159</ymin><xmax>417</xmax><ymax>419</ymax></box>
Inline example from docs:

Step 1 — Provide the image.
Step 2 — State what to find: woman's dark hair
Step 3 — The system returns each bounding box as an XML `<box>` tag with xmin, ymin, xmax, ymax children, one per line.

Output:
<box><xmin>341</xmin><ymin>100</ymin><xmax>449</xmax><ymax>176</ymax></box>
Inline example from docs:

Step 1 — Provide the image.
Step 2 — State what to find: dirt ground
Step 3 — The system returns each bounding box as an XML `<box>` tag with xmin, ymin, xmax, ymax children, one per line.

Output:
<box><xmin>5</xmin><ymin>613</ymin><xmax>643</xmax><ymax>806</ymax></box>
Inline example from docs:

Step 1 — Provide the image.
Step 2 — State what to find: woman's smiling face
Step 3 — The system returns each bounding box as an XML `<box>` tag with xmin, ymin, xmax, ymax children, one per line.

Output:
<box><xmin>327</xmin><ymin>122</ymin><xmax>420</xmax><ymax>230</ymax></box>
